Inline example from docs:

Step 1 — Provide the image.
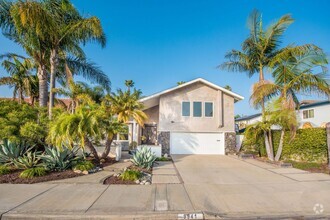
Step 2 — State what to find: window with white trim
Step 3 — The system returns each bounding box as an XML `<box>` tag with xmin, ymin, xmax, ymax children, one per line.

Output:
<box><xmin>193</xmin><ymin>102</ymin><xmax>202</xmax><ymax>117</ymax></box>
<box><xmin>303</xmin><ymin>109</ymin><xmax>314</xmax><ymax>119</ymax></box>
<box><xmin>182</xmin><ymin>102</ymin><xmax>190</xmax><ymax>116</ymax></box>
<box><xmin>204</xmin><ymin>102</ymin><xmax>213</xmax><ymax>117</ymax></box>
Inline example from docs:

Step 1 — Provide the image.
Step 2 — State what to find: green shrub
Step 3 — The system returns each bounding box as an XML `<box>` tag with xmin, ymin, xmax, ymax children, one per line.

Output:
<box><xmin>243</xmin><ymin>128</ymin><xmax>327</xmax><ymax>163</ymax></box>
<box><xmin>156</xmin><ymin>157</ymin><xmax>171</xmax><ymax>161</ymax></box>
<box><xmin>130</xmin><ymin>146</ymin><xmax>156</xmax><ymax>170</ymax></box>
<box><xmin>12</xmin><ymin>151</ymin><xmax>41</xmax><ymax>169</ymax></box>
<box><xmin>19</xmin><ymin>167</ymin><xmax>47</xmax><ymax>178</ymax></box>
<box><xmin>41</xmin><ymin>146</ymin><xmax>81</xmax><ymax>171</ymax></box>
<box><xmin>120</xmin><ymin>169</ymin><xmax>141</xmax><ymax>181</ymax></box>
<box><xmin>287</xmin><ymin>161</ymin><xmax>322</xmax><ymax>170</ymax></box>
<box><xmin>20</xmin><ymin>122</ymin><xmax>47</xmax><ymax>144</ymax></box>
<box><xmin>73</xmin><ymin>161</ymin><xmax>94</xmax><ymax>171</ymax></box>
<box><xmin>0</xmin><ymin>140</ymin><xmax>32</xmax><ymax>164</ymax></box>
<box><xmin>0</xmin><ymin>165</ymin><xmax>10</xmax><ymax>175</ymax></box>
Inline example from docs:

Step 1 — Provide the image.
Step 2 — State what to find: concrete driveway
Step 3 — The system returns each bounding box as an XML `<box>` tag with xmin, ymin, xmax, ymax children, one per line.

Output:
<box><xmin>172</xmin><ymin>155</ymin><xmax>330</xmax><ymax>218</ymax></box>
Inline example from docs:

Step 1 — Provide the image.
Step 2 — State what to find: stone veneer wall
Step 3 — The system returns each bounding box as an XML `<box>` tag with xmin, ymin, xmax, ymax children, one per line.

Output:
<box><xmin>225</xmin><ymin>132</ymin><xmax>236</xmax><ymax>154</ymax></box>
<box><xmin>158</xmin><ymin>131</ymin><xmax>170</xmax><ymax>155</ymax></box>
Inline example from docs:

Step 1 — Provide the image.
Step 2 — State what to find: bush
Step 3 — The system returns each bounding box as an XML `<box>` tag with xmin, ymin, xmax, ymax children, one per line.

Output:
<box><xmin>156</xmin><ymin>157</ymin><xmax>171</xmax><ymax>161</ymax></box>
<box><xmin>73</xmin><ymin>161</ymin><xmax>94</xmax><ymax>171</ymax></box>
<box><xmin>243</xmin><ymin>128</ymin><xmax>328</xmax><ymax>163</ymax></box>
<box><xmin>130</xmin><ymin>146</ymin><xmax>156</xmax><ymax>170</ymax></box>
<box><xmin>0</xmin><ymin>140</ymin><xmax>32</xmax><ymax>164</ymax></box>
<box><xmin>19</xmin><ymin>167</ymin><xmax>47</xmax><ymax>178</ymax></box>
<box><xmin>20</xmin><ymin>122</ymin><xmax>47</xmax><ymax>144</ymax></box>
<box><xmin>41</xmin><ymin>146</ymin><xmax>81</xmax><ymax>171</ymax></box>
<box><xmin>120</xmin><ymin>169</ymin><xmax>141</xmax><ymax>181</ymax></box>
<box><xmin>12</xmin><ymin>151</ymin><xmax>41</xmax><ymax>169</ymax></box>
<box><xmin>0</xmin><ymin>165</ymin><xmax>10</xmax><ymax>175</ymax></box>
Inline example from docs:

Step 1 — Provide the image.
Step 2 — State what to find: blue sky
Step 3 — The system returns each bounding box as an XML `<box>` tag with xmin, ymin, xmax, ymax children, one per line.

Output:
<box><xmin>1</xmin><ymin>0</ymin><xmax>330</xmax><ymax>115</ymax></box>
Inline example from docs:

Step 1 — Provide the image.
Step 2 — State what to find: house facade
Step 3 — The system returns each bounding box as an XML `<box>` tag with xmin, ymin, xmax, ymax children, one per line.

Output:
<box><xmin>129</xmin><ymin>78</ymin><xmax>244</xmax><ymax>155</ymax></box>
<box><xmin>235</xmin><ymin>100</ymin><xmax>330</xmax><ymax>131</ymax></box>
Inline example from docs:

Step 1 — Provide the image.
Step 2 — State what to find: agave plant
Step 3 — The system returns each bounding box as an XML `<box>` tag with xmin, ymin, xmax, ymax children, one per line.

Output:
<box><xmin>130</xmin><ymin>146</ymin><xmax>156</xmax><ymax>170</ymax></box>
<box><xmin>12</xmin><ymin>151</ymin><xmax>42</xmax><ymax>169</ymax></box>
<box><xmin>0</xmin><ymin>140</ymin><xmax>32</xmax><ymax>164</ymax></box>
<box><xmin>40</xmin><ymin>146</ymin><xmax>81</xmax><ymax>171</ymax></box>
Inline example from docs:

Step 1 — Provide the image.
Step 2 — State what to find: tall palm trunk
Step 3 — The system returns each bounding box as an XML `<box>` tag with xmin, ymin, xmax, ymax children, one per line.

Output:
<box><xmin>37</xmin><ymin>65</ymin><xmax>48</xmax><ymax>107</ymax></box>
<box><xmin>84</xmin><ymin>136</ymin><xmax>100</xmax><ymax>163</ymax></box>
<box><xmin>275</xmin><ymin>130</ymin><xmax>285</xmax><ymax>161</ymax></box>
<box><xmin>264</xmin><ymin>131</ymin><xmax>274</xmax><ymax>161</ymax></box>
<box><xmin>18</xmin><ymin>89</ymin><xmax>23</xmax><ymax>104</ymax></box>
<box><xmin>101</xmin><ymin>134</ymin><xmax>115</xmax><ymax>159</ymax></box>
<box><xmin>49</xmin><ymin>49</ymin><xmax>58</xmax><ymax>118</ymax></box>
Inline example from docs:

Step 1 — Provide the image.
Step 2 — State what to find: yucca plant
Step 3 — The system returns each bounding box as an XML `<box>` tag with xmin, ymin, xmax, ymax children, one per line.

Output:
<box><xmin>0</xmin><ymin>140</ymin><xmax>32</xmax><ymax>164</ymax></box>
<box><xmin>12</xmin><ymin>151</ymin><xmax>42</xmax><ymax>169</ymax></box>
<box><xmin>41</xmin><ymin>146</ymin><xmax>81</xmax><ymax>171</ymax></box>
<box><xmin>130</xmin><ymin>146</ymin><xmax>156</xmax><ymax>170</ymax></box>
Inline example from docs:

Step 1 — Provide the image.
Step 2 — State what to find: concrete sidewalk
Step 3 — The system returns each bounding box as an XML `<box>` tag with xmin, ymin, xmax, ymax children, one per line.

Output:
<box><xmin>0</xmin><ymin>183</ymin><xmax>197</xmax><ymax>219</ymax></box>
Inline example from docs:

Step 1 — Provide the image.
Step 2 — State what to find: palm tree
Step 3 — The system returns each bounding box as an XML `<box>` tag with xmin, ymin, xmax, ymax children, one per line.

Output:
<box><xmin>106</xmin><ymin>88</ymin><xmax>147</xmax><ymax>126</ymax></box>
<box><xmin>224</xmin><ymin>85</ymin><xmax>232</xmax><ymax>91</ymax></box>
<box><xmin>177</xmin><ymin>81</ymin><xmax>186</xmax><ymax>86</ymax></box>
<box><xmin>48</xmin><ymin>105</ymin><xmax>102</xmax><ymax>162</ymax></box>
<box><xmin>220</xmin><ymin>10</ymin><xmax>294</xmax><ymax>82</ymax></box>
<box><xmin>53</xmin><ymin>80</ymin><xmax>95</xmax><ymax>113</ymax></box>
<box><xmin>99</xmin><ymin>85</ymin><xmax>147</xmax><ymax>159</ymax></box>
<box><xmin>0</xmin><ymin>53</ymin><xmax>35</xmax><ymax>103</ymax></box>
<box><xmin>0</xmin><ymin>0</ymin><xmax>109</xmax><ymax>112</ymax></box>
<box><xmin>125</xmin><ymin>80</ymin><xmax>134</xmax><ymax>92</ymax></box>
<box><xmin>250</xmin><ymin>46</ymin><xmax>330</xmax><ymax>161</ymax></box>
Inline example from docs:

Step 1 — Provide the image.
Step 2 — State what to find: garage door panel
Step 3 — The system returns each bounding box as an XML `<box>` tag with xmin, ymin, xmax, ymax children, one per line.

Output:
<box><xmin>170</xmin><ymin>132</ymin><xmax>224</xmax><ymax>155</ymax></box>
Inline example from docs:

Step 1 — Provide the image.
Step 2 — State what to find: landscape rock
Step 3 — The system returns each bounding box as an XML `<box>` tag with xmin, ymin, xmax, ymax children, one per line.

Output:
<box><xmin>74</xmin><ymin>170</ymin><xmax>82</xmax><ymax>174</ymax></box>
<box><xmin>135</xmin><ymin>180</ymin><xmax>140</xmax><ymax>184</ymax></box>
<box><xmin>164</xmin><ymin>153</ymin><xmax>168</xmax><ymax>158</ymax></box>
<box><xmin>145</xmin><ymin>182</ymin><xmax>151</xmax><ymax>185</ymax></box>
<box><xmin>82</xmin><ymin>170</ymin><xmax>89</xmax><ymax>175</ymax></box>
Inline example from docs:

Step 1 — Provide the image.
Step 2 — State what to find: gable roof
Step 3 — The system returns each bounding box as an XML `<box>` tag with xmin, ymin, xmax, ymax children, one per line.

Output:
<box><xmin>235</xmin><ymin>113</ymin><xmax>262</xmax><ymax>122</ymax></box>
<box><xmin>140</xmin><ymin>78</ymin><xmax>244</xmax><ymax>109</ymax></box>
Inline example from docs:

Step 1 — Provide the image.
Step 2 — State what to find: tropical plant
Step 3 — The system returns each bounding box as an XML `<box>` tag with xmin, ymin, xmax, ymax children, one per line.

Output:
<box><xmin>20</xmin><ymin>121</ymin><xmax>47</xmax><ymax>144</ymax></box>
<box><xmin>41</xmin><ymin>146</ymin><xmax>81</xmax><ymax>171</ymax></box>
<box><xmin>131</xmin><ymin>146</ymin><xmax>156</xmax><ymax>170</ymax></box>
<box><xmin>73</xmin><ymin>160</ymin><xmax>94</xmax><ymax>171</ymax></box>
<box><xmin>224</xmin><ymin>85</ymin><xmax>232</xmax><ymax>91</ymax></box>
<box><xmin>19</xmin><ymin>167</ymin><xmax>46</xmax><ymax>178</ymax></box>
<box><xmin>47</xmin><ymin>105</ymin><xmax>102</xmax><ymax>162</ymax></box>
<box><xmin>53</xmin><ymin>80</ymin><xmax>102</xmax><ymax>113</ymax></box>
<box><xmin>106</xmin><ymin>87</ymin><xmax>147</xmax><ymax>126</ymax></box>
<box><xmin>0</xmin><ymin>53</ymin><xmax>35</xmax><ymax>104</ymax></box>
<box><xmin>120</xmin><ymin>169</ymin><xmax>141</xmax><ymax>181</ymax></box>
<box><xmin>250</xmin><ymin>46</ymin><xmax>330</xmax><ymax>161</ymax></box>
<box><xmin>125</xmin><ymin>80</ymin><xmax>134</xmax><ymax>91</ymax></box>
<box><xmin>0</xmin><ymin>140</ymin><xmax>32</xmax><ymax>164</ymax></box>
<box><xmin>0</xmin><ymin>165</ymin><xmax>10</xmax><ymax>175</ymax></box>
<box><xmin>12</xmin><ymin>151</ymin><xmax>41</xmax><ymax>169</ymax></box>
<box><xmin>177</xmin><ymin>81</ymin><xmax>186</xmax><ymax>85</ymax></box>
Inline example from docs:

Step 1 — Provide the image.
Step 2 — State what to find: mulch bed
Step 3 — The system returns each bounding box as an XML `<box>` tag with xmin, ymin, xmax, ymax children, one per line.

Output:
<box><xmin>103</xmin><ymin>175</ymin><xmax>136</xmax><ymax>185</ymax></box>
<box><xmin>0</xmin><ymin>169</ymin><xmax>83</xmax><ymax>184</ymax></box>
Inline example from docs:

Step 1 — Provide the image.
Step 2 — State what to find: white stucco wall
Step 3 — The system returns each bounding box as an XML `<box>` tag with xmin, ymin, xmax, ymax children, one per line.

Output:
<box><xmin>298</xmin><ymin>104</ymin><xmax>330</xmax><ymax>127</ymax></box>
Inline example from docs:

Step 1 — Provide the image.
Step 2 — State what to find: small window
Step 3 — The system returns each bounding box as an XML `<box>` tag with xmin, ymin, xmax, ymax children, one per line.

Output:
<box><xmin>303</xmin><ymin>109</ymin><xmax>314</xmax><ymax>119</ymax></box>
<box><xmin>205</xmin><ymin>102</ymin><xmax>213</xmax><ymax>117</ymax></box>
<box><xmin>182</xmin><ymin>102</ymin><xmax>190</xmax><ymax>116</ymax></box>
<box><xmin>193</xmin><ymin>102</ymin><xmax>202</xmax><ymax>117</ymax></box>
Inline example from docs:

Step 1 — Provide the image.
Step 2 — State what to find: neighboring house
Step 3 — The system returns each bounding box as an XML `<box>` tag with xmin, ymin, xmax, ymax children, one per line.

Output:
<box><xmin>235</xmin><ymin>100</ymin><xmax>330</xmax><ymax>131</ymax></box>
<box><xmin>128</xmin><ymin>78</ymin><xmax>244</xmax><ymax>155</ymax></box>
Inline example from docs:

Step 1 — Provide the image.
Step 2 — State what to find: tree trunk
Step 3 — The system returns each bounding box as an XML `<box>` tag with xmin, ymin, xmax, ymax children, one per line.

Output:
<box><xmin>101</xmin><ymin>134</ymin><xmax>115</xmax><ymax>159</ymax></box>
<box><xmin>18</xmin><ymin>89</ymin><xmax>23</xmax><ymax>104</ymax></box>
<box><xmin>264</xmin><ymin>131</ymin><xmax>274</xmax><ymax>161</ymax></box>
<box><xmin>49</xmin><ymin>49</ymin><xmax>58</xmax><ymax>119</ymax></box>
<box><xmin>84</xmin><ymin>136</ymin><xmax>100</xmax><ymax>163</ymax></box>
<box><xmin>37</xmin><ymin>65</ymin><xmax>48</xmax><ymax>107</ymax></box>
<box><xmin>326</xmin><ymin>123</ymin><xmax>330</xmax><ymax>168</ymax></box>
<box><xmin>275</xmin><ymin>130</ymin><xmax>285</xmax><ymax>161</ymax></box>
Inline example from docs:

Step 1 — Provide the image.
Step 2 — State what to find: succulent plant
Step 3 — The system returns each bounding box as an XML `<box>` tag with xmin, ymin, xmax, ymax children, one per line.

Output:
<box><xmin>12</xmin><ymin>151</ymin><xmax>42</xmax><ymax>169</ymax></box>
<box><xmin>40</xmin><ymin>146</ymin><xmax>81</xmax><ymax>171</ymax></box>
<box><xmin>130</xmin><ymin>146</ymin><xmax>156</xmax><ymax>170</ymax></box>
<box><xmin>0</xmin><ymin>140</ymin><xmax>32</xmax><ymax>164</ymax></box>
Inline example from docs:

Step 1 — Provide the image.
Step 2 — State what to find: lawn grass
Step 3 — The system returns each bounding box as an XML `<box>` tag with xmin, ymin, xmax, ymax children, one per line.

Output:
<box><xmin>286</xmin><ymin>160</ymin><xmax>330</xmax><ymax>174</ymax></box>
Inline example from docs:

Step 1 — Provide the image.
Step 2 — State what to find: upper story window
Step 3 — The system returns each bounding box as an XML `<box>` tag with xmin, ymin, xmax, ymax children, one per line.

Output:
<box><xmin>193</xmin><ymin>102</ymin><xmax>202</xmax><ymax>117</ymax></box>
<box><xmin>205</xmin><ymin>102</ymin><xmax>213</xmax><ymax>117</ymax></box>
<box><xmin>303</xmin><ymin>109</ymin><xmax>314</xmax><ymax>119</ymax></box>
<box><xmin>182</xmin><ymin>101</ymin><xmax>190</xmax><ymax>116</ymax></box>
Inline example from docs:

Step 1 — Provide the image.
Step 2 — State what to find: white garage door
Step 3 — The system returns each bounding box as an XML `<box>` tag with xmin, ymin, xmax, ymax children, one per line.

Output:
<box><xmin>170</xmin><ymin>132</ymin><xmax>224</xmax><ymax>155</ymax></box>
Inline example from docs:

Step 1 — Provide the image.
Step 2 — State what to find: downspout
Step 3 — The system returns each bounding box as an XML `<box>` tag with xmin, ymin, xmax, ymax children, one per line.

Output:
<box><xmin>218</xmin><ymin>90</ymin><xmax>224</xmax><ymax>128</ymax></box>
